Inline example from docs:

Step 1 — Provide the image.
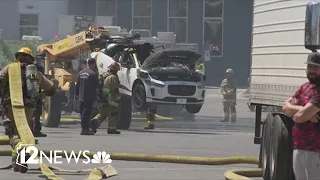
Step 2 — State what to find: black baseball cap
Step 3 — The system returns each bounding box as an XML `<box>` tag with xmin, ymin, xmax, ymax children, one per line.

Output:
<box><xmin>306</xmin><ymin>52</ymin><xmax>320</xmax><ymax>66</ymax></box>
<box><xmin>87</xmin><ymin>58</ymin><xmax>96</xmax><ymax>65</ymax></box>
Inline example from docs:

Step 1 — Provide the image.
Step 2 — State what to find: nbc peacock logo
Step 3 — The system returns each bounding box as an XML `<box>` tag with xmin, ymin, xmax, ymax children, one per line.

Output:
<box><xmin>91</xmin><ymin>151</ymin><xmax>112</xmax><ymax>164</ymax></box>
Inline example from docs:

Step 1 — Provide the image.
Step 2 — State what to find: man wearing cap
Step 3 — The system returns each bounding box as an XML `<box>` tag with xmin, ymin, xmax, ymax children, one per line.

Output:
<box><xmin>220</xmin><ymin>68</ymin><xmax>237</xmax><ymax>123</ymax></box>
<box><xmin>282</xmin><ymin>52</ymin><xmax>320</xmax><ymax>180</ymax></box>
<box><xmin>75</xmin><ymin>57</ymin><xmax>98</xmax><ymax>135</ymax></box>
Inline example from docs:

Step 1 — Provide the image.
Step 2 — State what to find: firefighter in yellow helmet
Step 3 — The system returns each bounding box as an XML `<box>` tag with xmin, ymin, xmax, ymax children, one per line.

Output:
<box><xmin>220</xmin><ymin>68</ymin><xmax>237</xmax><ymax>123</ymax></box>
<box><xmin>90</xmin><ymin>61</ymin><xmax>121</xmax><ymax>134</ymax></box>
<box><xmin>0</xmin><ymin>47</ymin><xmax>56</xmax><ymax>173</ymax></box>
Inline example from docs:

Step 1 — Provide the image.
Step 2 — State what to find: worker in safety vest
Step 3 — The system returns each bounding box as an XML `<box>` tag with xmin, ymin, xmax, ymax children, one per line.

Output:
<box><xmin>197</xmin><ymin>60</ymin><xmax>205</xmax><ymax>73</ymax></box>
<box><xmin>0</xmin><ymin>47</ymin><xmax>56</xmax><ymax>173</ymax></box>
<box><xmin>220</xmin><ymin>68</ymin><xmax>237</xmax><ymax>123</ymax></box>
<box><xmin>90</xmin><ymin>62</ymin><xmax>121</xmax><ymax>134</ymax></box>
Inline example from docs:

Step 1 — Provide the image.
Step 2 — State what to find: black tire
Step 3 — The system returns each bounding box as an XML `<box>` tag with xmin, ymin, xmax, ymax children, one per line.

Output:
<box><xmin>117</xmin><ymin>95</ymin><xmax>132</xmax><ymax>130</ymax></box>
<box><xmin>269</xmin><ymin>114</ymin><xmax>295</xmax><ymax>180</ymax></box>
<box><xmin>42</xmin><ymin>88</ymin><xmax>63</xmax><ymax>128</ymax></box>
<box><xmin>186</xmin><ymin>104</ymin><xmax>202</xmax><ymax>113</ymax></box>
<box><xmin>259</xmin><ymin>119</ymin><xmax>266</xmax><ymax>168</ymax></box>
<box><xmin>132</xmin><ymin>83</ymin><xmax>148</xmax><ymax>111</ymax></box>
<box><xmin>261</xmin><ymin>113</ymin><xmax>274</xmax><ymax>180</ymax></box>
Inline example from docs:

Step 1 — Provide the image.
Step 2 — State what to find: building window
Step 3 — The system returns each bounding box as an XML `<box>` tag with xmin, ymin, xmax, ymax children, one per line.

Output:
<box><xmin>133</xmin><ymin>0</ymin><xmax>152</xmax><ymax>16</ymax></box>
<box><xmin>169</xmin><ymin>18</ymin><xmax>187</xmax><ymax>43</ymax></box>
<box><xmin>133</xmin><ymin>0</ymin><xmax>152</xmax><ymax>30</ymax></box>
<box><xmin>168</xmin><ymin>0</ymin><xmax>187</xmax><ymax>43</ymax></box>
<box><xmin>169</xmin><ymin>0</ymin><xmax>187</xmax><ymax>17</ymax></box>
<box><xmin>204</xmin><ymin>0</ymin><xmax>223</xmax><ymax>18</ymax></box>
<box><xmin>96</xmin><ymin>0</ymin><xmax>116</xmax><ymax>16</ymax></box>
<box><xmin>133</xmin><ymin>17</ymin><xmax>152</xmax><ymax>30</ymax></box>
<box><xmin>19</xmin><ymin>14</ymin><xmax>39</xmax><ymax>38</ymax></box>
<box><xmin>96</xmin><ymin>0</ymin><xmax>117</xmax><ymax>25</ymax></box>
<box><xmin>203</xmin><ymin>0</ymin><xmax>223</xmax><ymax>57</ymax></box>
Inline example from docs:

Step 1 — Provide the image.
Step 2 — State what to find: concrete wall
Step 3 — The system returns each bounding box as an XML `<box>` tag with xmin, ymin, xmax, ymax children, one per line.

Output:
<box><xmin>18</xmin><ymin>0</ymin><xmax>68</xmax><ymax>40</ymax></box>
<box><xmin>0</xmin><ymin>0</ymin><xmax>19</xmax><ymax>40</ymax></box>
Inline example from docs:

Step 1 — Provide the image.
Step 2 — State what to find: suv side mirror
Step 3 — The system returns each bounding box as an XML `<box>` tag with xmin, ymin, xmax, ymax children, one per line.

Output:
<box><xmin>305</xmin><ymin>2</ymin><xmax>320</xmax><ymax>51</ymax></box>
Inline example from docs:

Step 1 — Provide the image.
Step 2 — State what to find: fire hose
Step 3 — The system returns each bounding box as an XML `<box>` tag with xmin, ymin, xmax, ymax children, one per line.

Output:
<box><xmin>0</xmin><ymin>143</ymin><xmax>262</xmax><ymax>180</ymax></box>
<box><xmin>0</xmin><ymin>62</ymin><xmax>263</xmax><ymax>180</ymax></box>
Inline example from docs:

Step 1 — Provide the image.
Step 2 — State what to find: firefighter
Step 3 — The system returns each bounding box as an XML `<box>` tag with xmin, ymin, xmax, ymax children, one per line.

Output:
<box><xmin>220</xmin><ymin>68</ymin><xmax>237</xmax><ymax>122</ymax></box>
<box><xmin>144</xmin><ymin>108</ymin><xmax>156</xmax><ymax>129</ymax></box>
<box><xmin>32</xmin><ymin>62</ymin><xmax>47</xmax><ymax>137</ymax></box>
<box><xmin>0</xmin><ymin>47</ymin><xmax>56</xmax><ymax>173</ymax></box>
<box><xmin>90</xmin><ymin>62</ymin><xmax>121</xmax><ymax>134</ymax></box>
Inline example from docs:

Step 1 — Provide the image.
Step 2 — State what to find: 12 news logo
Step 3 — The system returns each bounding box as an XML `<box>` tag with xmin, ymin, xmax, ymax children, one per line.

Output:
<box><xmin>17</xmin><ymin>145</ymin><xmax>112</xmax><ymax>167</ymax></box>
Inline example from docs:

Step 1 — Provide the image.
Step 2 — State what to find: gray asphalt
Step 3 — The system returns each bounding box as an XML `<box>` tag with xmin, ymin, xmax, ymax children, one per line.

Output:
<box><xmin>0</xmin><ymin>89</ymin><xmax>264</xmax><ymax>180</ymax></box>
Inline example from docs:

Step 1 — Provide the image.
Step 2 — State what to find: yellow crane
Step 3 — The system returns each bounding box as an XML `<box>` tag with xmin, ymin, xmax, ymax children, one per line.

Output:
<box><xmin>37</xmin><ymin>27</ymin><xmax>110</xmax><ymax>127</ymax></box>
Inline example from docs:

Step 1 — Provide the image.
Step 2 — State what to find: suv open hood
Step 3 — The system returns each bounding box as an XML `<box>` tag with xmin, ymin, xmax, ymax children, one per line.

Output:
<box><xmin>141</xmin><ymin>49</ymin><xmax>201</xmax><ymax>70</ymax></box>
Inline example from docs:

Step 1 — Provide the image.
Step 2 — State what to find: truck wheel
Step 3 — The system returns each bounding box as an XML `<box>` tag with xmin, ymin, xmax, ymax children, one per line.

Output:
<box><xmin>42</xmin><ymin>87</ymin><xmax>63</xmax><ymax>127</ymax></box>
<box><xmin>186</xmin><ymin>104</ymin><xmax>202</xmax><ymax>113</ymax></box>
<box><xmin>269</xmin><ymin>115</ymin><xmax>295</xmax><ymax>180</ymax></box>
<box><xmin>117</xmin><ymin>95</ymin><xmax>132</xmax><ymax>130</ymax></box>
<box><xmin>261</xmin><ymin>113</ymin><xmax>274</xmax><ymax>180</ymax></box>
<box><xmin>132</xmin><ymin>83</ymin><xmax>148</xmax><ymax>111</ymax></box>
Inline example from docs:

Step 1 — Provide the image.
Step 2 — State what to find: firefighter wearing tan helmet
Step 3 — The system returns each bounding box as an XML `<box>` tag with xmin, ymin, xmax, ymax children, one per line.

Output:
<box><xmin>220</xmin><ymin>68</ymin><xmax>237</xmax><ymax>123</ymax></box>
<box><xmin>0</xmin><ymin>47</ymin><xmax>56</xmax><ymax>173</ymax></box>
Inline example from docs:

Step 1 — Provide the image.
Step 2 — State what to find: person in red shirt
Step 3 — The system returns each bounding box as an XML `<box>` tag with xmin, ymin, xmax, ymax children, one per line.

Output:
<box><xmin>283</xmin><ymin>52</ymin><xmax>320</xmax><ymax>180</ymax></box>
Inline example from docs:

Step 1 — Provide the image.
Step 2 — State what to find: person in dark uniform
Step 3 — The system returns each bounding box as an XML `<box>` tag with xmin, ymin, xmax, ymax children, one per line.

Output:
<box><xmin>32</xmin><ymin>63</ymin><xmax>47</xmax><ymax>137</ymax></box>
<box><xmin>75</xmin><ymin>57</ymin><xmax>98</xmax><ymax>135</ymax></box>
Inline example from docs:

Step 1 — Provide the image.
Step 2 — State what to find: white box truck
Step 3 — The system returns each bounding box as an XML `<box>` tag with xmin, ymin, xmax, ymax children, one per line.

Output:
<box><xmin>249</xmin><ymin>1</ymin><xmax>320</xmax><ymax>179</ymax></box>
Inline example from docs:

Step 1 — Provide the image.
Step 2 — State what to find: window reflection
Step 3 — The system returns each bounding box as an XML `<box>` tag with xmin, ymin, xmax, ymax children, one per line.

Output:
<box><xmin>203</xmin><ymin>19</ymin><xmax>223</xmax><ymax>56</ymax></box>
<box><xmin>169</xmin><ymin>0</ymin><xmax>187</xmax><ymax>17</ymax></box>
<box><xmin>133</xmin><ymin>17</ymin><xmax>152</xmax><ymax>30</ymax></box>
<box><xmin>169</xmin><ymin>18</ymin><xmax>187</xmax><ymax>43</ymax></box>
<box><xmin>204</xmin><ymin>0</ymin><xmax>223</xmax><ymax>18</ymax></box>
<box><xmin>97</xmin><ymin>0</ymin><xmax>117</xmax><ymax>16</ymax></box>
<box><xmin>133</xmin><ymin>0</ymin><xmax>152</xmax><ymax>16</ymax></box>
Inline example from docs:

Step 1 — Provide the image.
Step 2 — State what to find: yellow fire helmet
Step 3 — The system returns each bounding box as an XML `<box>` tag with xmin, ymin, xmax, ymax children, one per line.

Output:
<box><xmin>14</xmin><ymin>47</ymin><xmax>34</xmax><ymax>60</ymax></box>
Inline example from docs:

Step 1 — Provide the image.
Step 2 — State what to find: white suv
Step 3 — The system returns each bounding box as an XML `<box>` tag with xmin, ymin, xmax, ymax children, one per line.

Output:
<box><xmin>92</xmin><ymin>48</ymin><xmax>205</xmax><ymax>128</ymax></box>
<box><xmin>95</xmin><ymin>48</ymin><xmax>205</xmax><ymax>109</ymax></box>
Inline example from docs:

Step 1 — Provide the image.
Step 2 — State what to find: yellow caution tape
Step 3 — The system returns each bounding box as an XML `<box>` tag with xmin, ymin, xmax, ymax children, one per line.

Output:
<box><xmin>6</xmin><ymin>62</ymin><xmax>117</xmax><ymax>179</ymax></box>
